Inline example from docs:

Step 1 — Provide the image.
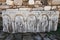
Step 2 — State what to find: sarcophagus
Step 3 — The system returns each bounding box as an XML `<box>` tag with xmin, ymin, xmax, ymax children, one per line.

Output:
<box><xmin>2</xmin><ymin>8</ymin><xmax>59</xmax><ymax>33</ymax></box>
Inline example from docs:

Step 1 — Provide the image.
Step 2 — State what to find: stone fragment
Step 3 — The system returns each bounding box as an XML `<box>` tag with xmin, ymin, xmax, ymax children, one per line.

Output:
<box><xmin>28</xmin><ymin>0</ymin><xmax>34</xmax><ymax>5</ymax></box>
<box><xmin>6</xmin><ymin>0</ymin><xmax>14</xmax><ymax>5</ymax></box>
<box><xmin>52</xmin><ymin>0</ymin><xmax>60</xmax><ymax>5</ymax></box>
<box><xmin>52</xmin><ymin>6</ymin><xmax>57</xmax><ymax>10</ymax></box>
<box><xmin>32</xmin><ymin>7</ymin><xmax>43</xmax><ymax>11</ymax></box>
<box><xmin>14</xmin><ymin>0</ymin><xmax>22</xmax><ymax>5</ymax></box>
<box><xmin>44</xmin><ymin>6</ymin><xmax>51</xmax><ymax>10</ymax></box>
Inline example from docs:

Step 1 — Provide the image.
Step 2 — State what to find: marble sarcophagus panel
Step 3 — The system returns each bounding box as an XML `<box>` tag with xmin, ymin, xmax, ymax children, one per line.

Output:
<box><xmin>2</xmin><ymin>8</ymin><xmax>59</xmax><ymax>33</ymax></box>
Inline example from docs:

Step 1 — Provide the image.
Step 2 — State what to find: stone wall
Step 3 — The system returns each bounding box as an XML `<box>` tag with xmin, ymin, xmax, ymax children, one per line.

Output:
<box><xmin>0</xmin><ymin>0</ymin><xmax>60</xmax><ymax>31</ymax></box>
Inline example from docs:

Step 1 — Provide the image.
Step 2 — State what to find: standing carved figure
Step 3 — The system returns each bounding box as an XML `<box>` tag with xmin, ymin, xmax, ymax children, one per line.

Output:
<box><xmin>41</xmin><ymin>14</ymin><xmax>48</xmax><ymax>32</ymax></box>
<box><xmin>3</xmin><ymin>15</ymin><xmax>12</xmax><ymax>33</ymax></box>
<box><xmin>27</xmin><ymin>14</ymin><xmax>36</xmax><ymax>32</ymax></box>
<box><xmin>15</xmin><ymin>15</ymin><xmax>24</xmax><ymax>33</ymax></box>
<box><xmin>37</xmin><ymin>14</ymin><xmax>42</xmax><ymax>32</ymax></box>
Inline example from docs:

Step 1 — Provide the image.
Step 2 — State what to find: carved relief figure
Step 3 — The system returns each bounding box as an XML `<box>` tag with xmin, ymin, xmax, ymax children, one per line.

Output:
<box><xmin>15</xmin><ymin>15</ymin><xmax>24</xmax><ymax>33</ymax></box>
<box><xmin>27</xmin><ymin>14</ymin><xmax>36</xmax><ymax>32</ymax></box>
<box><xmin>51</xmin><ymin>13</ymin><xmax>59</xmax><ymax>31</ymax></box>
<box><xmin>3</xmin><ymin>14</ymin><xmax>12</xmax><ymax>33</ymax></box>
<box><xmin>37</xmin><ymin>14</ymin><xmax>42</xmax><ymax>32</ymax></box>
<box><xmin>41</xmin><ymin>14</ymin><xmax>49</xmax><ymax>32</ymax></box>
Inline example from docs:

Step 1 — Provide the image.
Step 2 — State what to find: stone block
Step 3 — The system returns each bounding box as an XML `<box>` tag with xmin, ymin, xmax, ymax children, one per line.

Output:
<box><xmin>52</xmin><ymin>6</ymin><xmax>57</xmax><ymax>10</ymax></box>
<box><xmin>48</xmin><ymin>0</ymin><xmax>60</xmax><ymax>5</ymax></box>
<box><xmin>28</xmin><ymin>0</ymin><xmax>34</xmax><ymax>5</ymax></box>
<box><xmin>6</xmin><ymin>0</ymin><xmax>14</xmax><ymax>5</ymax></box>
<box><xmin>44</xmin><ymin>6</ymin><xmax>51</xmax><ymax>10</ymax></box>
<box><xmin>14</xmin><ymin>0</ymin><xmax>22</xmax><ymax>5</ymax></box>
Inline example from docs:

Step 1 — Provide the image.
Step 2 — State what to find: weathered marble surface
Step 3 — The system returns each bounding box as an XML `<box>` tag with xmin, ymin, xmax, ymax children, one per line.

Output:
<box><xmin>2</xmin><ymin>8</ymin><xmax>59</xmax><ymax>33</ymax></box>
